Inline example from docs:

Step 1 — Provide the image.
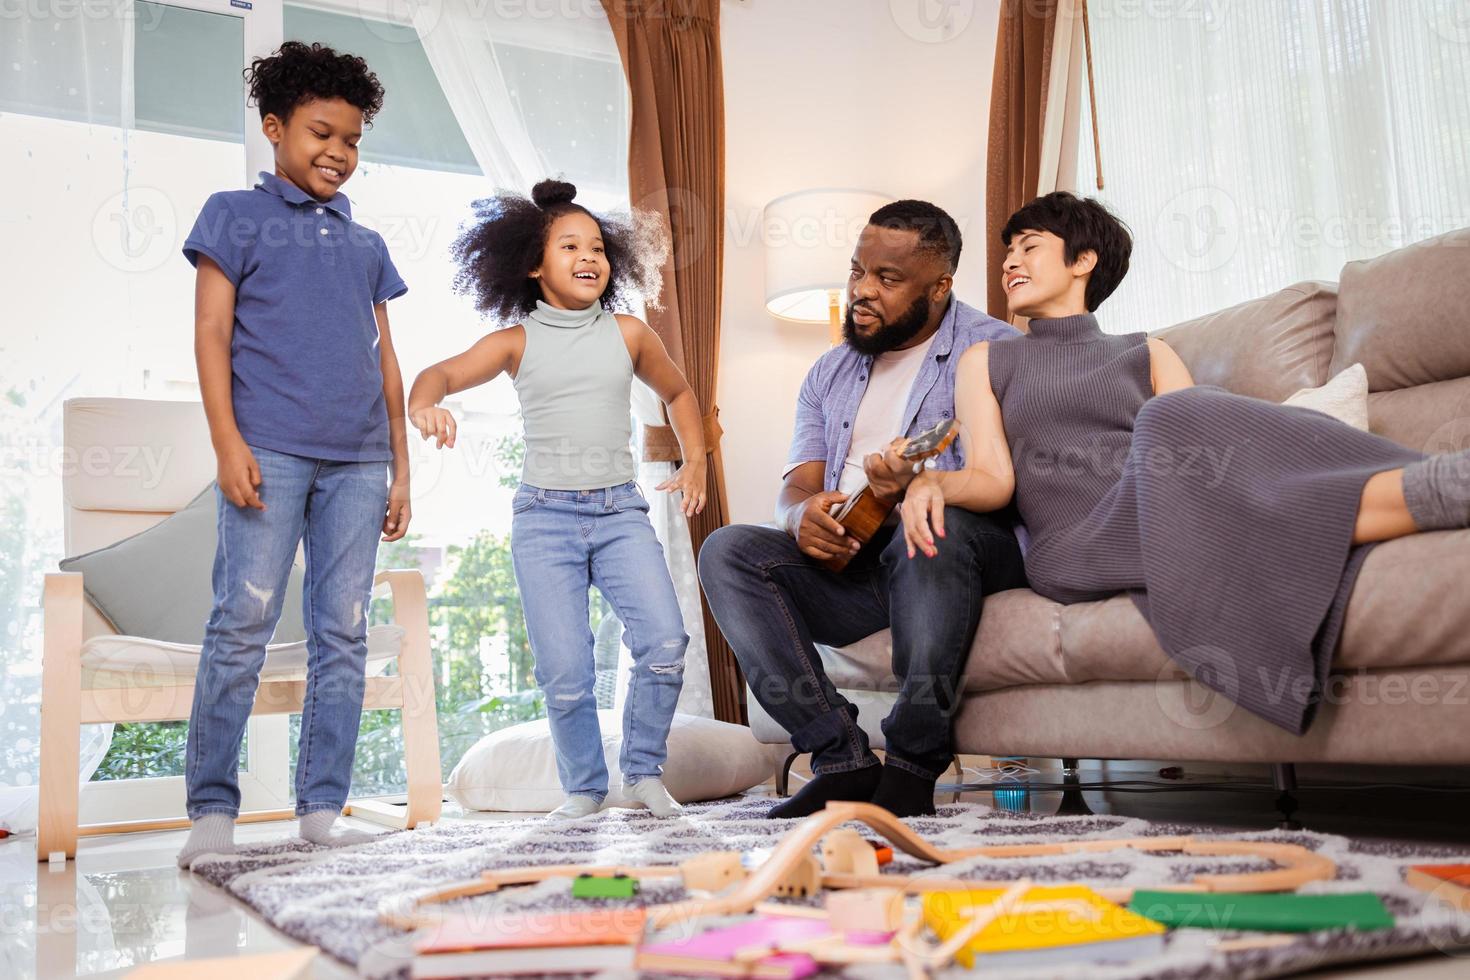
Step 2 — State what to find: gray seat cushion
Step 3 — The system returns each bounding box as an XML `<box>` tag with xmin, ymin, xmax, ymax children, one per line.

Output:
<box><xmin>817</xmin><ymin>528</ymin><xmax>1470</xmax><ymax>693</ymax></box>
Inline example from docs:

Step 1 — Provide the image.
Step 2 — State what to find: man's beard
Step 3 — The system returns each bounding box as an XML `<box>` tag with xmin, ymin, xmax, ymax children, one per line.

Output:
<box><xmin>842</xmin><ymin>293</ymin><xmax>931</xmax><ymax>356</ymax></box>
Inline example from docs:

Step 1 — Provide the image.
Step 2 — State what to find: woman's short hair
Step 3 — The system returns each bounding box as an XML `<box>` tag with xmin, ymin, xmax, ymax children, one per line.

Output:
<box><xmin>1001</xmin><ymin>192</ymin><xmax>1132</xmax><ymax>311</ymax></box>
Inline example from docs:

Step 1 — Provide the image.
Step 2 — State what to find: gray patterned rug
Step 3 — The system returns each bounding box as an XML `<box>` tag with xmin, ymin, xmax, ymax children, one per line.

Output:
<box><xmin>189</xmin><ymin>797</ymin><xmax>1470</xmax><ymax>978</ymax></box>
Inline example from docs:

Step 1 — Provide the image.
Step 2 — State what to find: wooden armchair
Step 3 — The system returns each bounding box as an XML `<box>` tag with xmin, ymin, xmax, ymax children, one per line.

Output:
<box><xmin>37</xmin><ymin>398</ymin><xmax>441</xmax><ymax>860</ymax></box>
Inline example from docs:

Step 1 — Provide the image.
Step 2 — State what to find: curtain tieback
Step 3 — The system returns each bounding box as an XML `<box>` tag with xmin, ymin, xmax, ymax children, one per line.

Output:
<box><xmin>642</xmin><ymin>407</ymin><xmax>722</xmax><ymax>463</ymax></box>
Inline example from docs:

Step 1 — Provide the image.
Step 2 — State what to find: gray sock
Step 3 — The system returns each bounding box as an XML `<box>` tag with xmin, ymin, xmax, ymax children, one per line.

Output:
<box><xmin>177</xmin><ymin>813</ymin><xmax>236</xmax><ymax>869</ymax></box>
<box><xmin>1402</xmin><ymin>449</ymin><xmax>1470</xmax><ymax>531</ymax></box>
<box><xmin>298</xmin><ymin>809</ymin><xmax>377</xmax><ymax>847</ymax></box>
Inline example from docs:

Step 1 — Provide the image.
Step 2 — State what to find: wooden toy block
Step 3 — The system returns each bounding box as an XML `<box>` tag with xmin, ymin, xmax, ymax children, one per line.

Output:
<box><xmin>826</xmin><ymin>887</ymin><xmax>906</xmax><ymax>933</ymax></box>
<box><xmin>772</xmin><ymin>853</ymin><xmax>822</xmax><ymax>898</ymax></box>
<box><xmin>679</xmin><ymin>851</ymin><xmax>747</xmax><ymax>892</ymax></box>
<box><xmin>822</xmin><ymin>828</ymin><xmax>880</xmax><ymax>876</ymax></box>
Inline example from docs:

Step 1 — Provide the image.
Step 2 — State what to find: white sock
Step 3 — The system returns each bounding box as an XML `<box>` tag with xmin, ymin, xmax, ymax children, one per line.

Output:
<box><xmin>624</xmin><ymin>778</ymin><xmax>683</xmax><ymax>817</ymax></box>
<box><xmin>546</xmin><ymin>795</ymin><xmax>603</xmax><ymax>820</ymax></box>
<box><xmin>298</xmin><ymin>809</ymin><xmax>377</xmax><ymax>847</ymax></box>
<box><xmin>177</xmin><ymin>813</ymin><xmax>236</xmax><ymax>869</ymax></box>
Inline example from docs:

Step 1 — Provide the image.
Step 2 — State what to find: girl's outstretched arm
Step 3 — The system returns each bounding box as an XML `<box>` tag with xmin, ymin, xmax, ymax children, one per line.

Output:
<box><xmin>406</xmin><ymin>327</ymin><xmax>525</xmax><ymax>449</ymax></box>
<box><xmin>617</xmin><ymin>314</ymin><xmax>707</xmax><ymax>517</ymax></box>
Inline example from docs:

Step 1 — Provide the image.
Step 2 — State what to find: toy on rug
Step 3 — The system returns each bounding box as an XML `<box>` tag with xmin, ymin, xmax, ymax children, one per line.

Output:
<box><xmin>373</xmin><ymin>799</ymin><xmax>1340</xmax><ymax>946</ymax></box>
<box><xmin>572</xmin><ymin>872</ymin><xmax>640</xmax><ymax>899</ymax></box>
<box><xmin>378</xmin><ymin>801</ymin><xmax>1338</xmax><ymax>935</ymax></box>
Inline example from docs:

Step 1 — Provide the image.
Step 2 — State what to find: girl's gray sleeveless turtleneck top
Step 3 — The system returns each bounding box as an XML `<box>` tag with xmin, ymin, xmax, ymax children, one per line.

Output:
<box><xmin>511</xmin><ymin>299</ymin><xmax>636</xmax><ymax>490</ymax></box>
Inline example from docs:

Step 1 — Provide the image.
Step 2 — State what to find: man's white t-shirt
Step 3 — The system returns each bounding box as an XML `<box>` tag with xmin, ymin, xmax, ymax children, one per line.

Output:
<box><xmin>837</xmin><ymin>332</ymin><xmax>937</xmax><ymax>496</ymax></box>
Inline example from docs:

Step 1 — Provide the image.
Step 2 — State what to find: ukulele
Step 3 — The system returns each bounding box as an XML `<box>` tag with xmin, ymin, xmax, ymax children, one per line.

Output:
<box><xmin>820</xmin><ymin>417</ymin><xmax>959</xmax><ymax>572</ymax></box>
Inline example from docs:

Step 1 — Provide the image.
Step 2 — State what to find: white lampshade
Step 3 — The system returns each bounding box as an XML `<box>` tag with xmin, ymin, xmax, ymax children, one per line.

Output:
<box><xmin>763</xmin><ymin>189</ymin><xmax>894</xmax><ymax>322</ymax></box>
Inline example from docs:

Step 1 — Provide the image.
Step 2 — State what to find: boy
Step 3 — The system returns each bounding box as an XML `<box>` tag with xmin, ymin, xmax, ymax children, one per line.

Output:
<box><xmin>176</xmin><ymin>41</ymin><xmax>411</xmax><ymax>868</ymax></box>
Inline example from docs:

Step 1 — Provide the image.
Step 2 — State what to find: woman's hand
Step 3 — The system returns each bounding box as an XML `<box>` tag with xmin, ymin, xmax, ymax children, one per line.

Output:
<box><xmin>656</xmin><ymin>458</ymin><xmax>708</xmax><ymax>517</ymax></box>
<box><xmin>900</xmin><ymin>472</ymin><xmax>946</xmax><ymax>559</ymax></box>
<box><xmin>216</xmin><ymin>436</ymin><xmax>264</xmax><ymax>510</ymax></box>
<box><xmin>409</xmin><ymin>405</ymin><xmax>457</xmax><ymax>449</ymax></box>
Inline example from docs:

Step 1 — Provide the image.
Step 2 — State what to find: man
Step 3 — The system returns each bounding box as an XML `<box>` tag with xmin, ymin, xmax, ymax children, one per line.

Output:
<box><xmin>698</xmin><ymin>200</ymin><xmax>1026</xmax><ymax>818</ymax></box>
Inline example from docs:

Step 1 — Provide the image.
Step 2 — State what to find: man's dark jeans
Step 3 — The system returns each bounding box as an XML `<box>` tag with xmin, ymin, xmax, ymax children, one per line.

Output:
<box><xmin>697</xmin><ymin>508</ymin><xmax>1026</xmax><ymax>780</ymax></box>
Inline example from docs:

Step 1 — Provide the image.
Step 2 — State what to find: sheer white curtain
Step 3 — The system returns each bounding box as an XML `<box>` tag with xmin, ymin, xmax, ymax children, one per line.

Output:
<box><xmin>411</xmin><ymin>0</ymin><xmax>714</xmax><ymax>717</ymax></box>
<box><xmin>1076</xmin><ymin>0</ymin><xmax>1470</xmax><ymax>334</ymax></box>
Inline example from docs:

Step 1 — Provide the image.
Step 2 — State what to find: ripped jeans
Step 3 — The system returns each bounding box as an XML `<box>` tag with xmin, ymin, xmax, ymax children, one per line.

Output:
<box><xmin>185</xmin><ymin>445</ymin><xmax>387</xmax><ymax>820</ymax></box>
<box><xmin>511</xmin><ymin>481</ymin><xmax>689</xmax><ymax>801</ymax></box>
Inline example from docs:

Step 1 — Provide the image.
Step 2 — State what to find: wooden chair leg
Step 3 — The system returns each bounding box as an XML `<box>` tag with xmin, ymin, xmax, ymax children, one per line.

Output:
<box><xmin>38</xmin><ymin>573</ymin><xmax>84</xmax><ymax>861</ymax></box>
<box><xmin>376</xmin><ymin>570</ymin><xmax>441</xmax><ymax>828</ymax></box>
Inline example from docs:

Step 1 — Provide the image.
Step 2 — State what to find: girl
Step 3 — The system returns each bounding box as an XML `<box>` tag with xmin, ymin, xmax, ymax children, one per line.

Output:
<box><xmin>886</xmin><ymin>191</ymin><xmax>1469</xmax><ymax>735</ymax></box>
<box><xmin>408</xmin><ymin>179</ymin><xmax>705</xmax><ymax>819</ymax></box>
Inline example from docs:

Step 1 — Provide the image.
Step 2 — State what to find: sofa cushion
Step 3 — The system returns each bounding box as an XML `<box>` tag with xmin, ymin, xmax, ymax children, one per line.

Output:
<box><xmin>816</xmin><ymin>528</ymin><xmax>1470</xmax><ymax>695</ymax></box>
<box><xmin>80</xmin><ymin>624</ymin><xmax>404</xmax><ymax>688</ymax></box>
<box><xmin>1151</xmin><ymin>281</ymin><xmax>1337</xmax><ymax>402</ymax></box>
<box><xmin>1331</xmin><ymin>228</ymin><xmax>1470</xmax><ymax>391</ymax></box>
<box><xmin>1335</xmin><ymin>529</ymin><xmax>1470</xmax><ymax>671</ymax></box>
<box><xmin>1282</xmin><ymin>363</ymin><xmax>1369</xmax><ymax>431</ymax></box>
<box><xmin>59</xmin><ymin>482</ymin><xmax>307</xmax><ymax>645</ymax></box>
<box><xmin>1366</xmin><ymin>375</ymin><xmax>1470</xmax><ymax>454</ymax></box>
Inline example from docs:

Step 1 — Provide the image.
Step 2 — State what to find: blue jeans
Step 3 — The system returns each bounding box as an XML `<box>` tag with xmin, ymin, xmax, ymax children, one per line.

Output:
<box><xmin>698</xmin><ymin>509</ymin><xmax>1026</xmax><ymax>780</ymax></box>
<box><xmin>185</xmin><ymin>445</ymin><xmax>388</xmax><ymax>819</ymax></box>
<box><xmin>510</xmin><ymin>481</ymin><xmax>689</xmax><ymax>802</ymax></box>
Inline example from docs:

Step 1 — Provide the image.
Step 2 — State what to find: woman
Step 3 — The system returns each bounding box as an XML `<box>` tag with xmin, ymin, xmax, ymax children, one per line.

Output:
<box><xmin>886</xmin><ymin>192</ymin><xmax>1468</xmax><ymax>734</ymax></box>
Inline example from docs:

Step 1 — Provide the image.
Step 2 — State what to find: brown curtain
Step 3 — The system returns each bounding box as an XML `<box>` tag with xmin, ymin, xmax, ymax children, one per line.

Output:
<box><xmin>601</xmin><ymin>0</ymin><xmax>746</xmax><ymax>725</ymax></box>
<box><xmin>985</xmin><ymin>0</ymin><xmax>1061</xmax><ymax>321</ymax></box>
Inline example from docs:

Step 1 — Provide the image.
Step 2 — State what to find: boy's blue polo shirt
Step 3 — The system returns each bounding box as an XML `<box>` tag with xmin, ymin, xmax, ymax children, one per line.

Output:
<box><xmin>182</xmin><ymin>171</ymin><xmax>407</xmax><ymax>463</ymax></box>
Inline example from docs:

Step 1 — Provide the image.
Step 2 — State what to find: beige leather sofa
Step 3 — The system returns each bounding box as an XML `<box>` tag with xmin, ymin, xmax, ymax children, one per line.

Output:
<box><xmin>747</xmin><ymin>229</ymin><xmax>1470</xmax><ymax>777</ymax></box>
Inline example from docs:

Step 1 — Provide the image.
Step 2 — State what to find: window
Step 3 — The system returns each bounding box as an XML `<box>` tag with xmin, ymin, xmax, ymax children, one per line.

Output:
<box><xmin>0</xmin><ymin>0</ymin><xmax>634</xmax><ymax>823</ymax></box>
<box><xmin>1075</xmin><ymin>0</ymin><xmax>1470</xmax><ymax>333</ymax></box>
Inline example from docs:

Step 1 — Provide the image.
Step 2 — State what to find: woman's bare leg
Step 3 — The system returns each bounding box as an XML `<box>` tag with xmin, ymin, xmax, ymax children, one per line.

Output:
<box><xmin>1354</xmin><ymin>469</ymin><xmax>1419</xmax><ymax>543</ymax></box>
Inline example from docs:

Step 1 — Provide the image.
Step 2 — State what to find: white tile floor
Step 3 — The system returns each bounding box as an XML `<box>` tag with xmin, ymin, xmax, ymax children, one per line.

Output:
<box><xmin>1</xmin><ymin>790</ymin><xmax>1465</xmax><ymax>979</ymax></box>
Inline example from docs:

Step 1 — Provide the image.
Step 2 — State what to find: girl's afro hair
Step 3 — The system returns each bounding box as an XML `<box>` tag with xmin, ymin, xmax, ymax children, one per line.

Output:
<box><xmin>245</xmin><ymin>41</ymin><xmax>385</xmax><ymax>125</ymax></box>
<box><xmin>451</xmin><ymin>177</ymin><xmax>668</xmax><ymax>324</ymax></box>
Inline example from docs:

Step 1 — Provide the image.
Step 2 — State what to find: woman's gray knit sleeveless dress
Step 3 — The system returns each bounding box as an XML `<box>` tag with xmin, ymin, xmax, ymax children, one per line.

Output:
<box><xmin>986</xmin><ymin>313</ymin><xmax>1424</xmax><ymax>734</ymax></box>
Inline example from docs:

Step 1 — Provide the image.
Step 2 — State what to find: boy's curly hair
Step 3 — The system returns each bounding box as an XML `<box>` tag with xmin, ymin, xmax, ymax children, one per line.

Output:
<box><xmin>451</xmin><ymin>178</ymin><xmax>668</xmax><ymax>324</ymax></box>
<box><xmin>244</xmin><ymin>41</ymin><xmax>385</xmax><ymax>125</ymax></box>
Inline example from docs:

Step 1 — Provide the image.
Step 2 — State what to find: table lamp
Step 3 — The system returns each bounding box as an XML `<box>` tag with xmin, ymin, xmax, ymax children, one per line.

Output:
<box><xmin>763</xmin><ymin>189</ymin><xmax>893</xmax><ymax>345</ymax></box>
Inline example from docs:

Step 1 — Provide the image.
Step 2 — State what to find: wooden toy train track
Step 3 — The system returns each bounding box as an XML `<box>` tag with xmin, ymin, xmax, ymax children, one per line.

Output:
<box><xmin>379</xmin><ymin>801</ymin><xmax>1336</xmax><ymax>932</ymax></box>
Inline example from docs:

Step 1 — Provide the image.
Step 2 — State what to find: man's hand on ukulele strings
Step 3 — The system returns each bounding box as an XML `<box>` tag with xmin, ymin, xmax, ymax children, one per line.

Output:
<box><xmin>787</xmin><ymin>491</ymin><xmax>861</xmax><ymax>562</ymax></box>
<box><xmin>864</xmin><ymin>437</ymin><xmax>918</xmax><ymax>503</ymax></box>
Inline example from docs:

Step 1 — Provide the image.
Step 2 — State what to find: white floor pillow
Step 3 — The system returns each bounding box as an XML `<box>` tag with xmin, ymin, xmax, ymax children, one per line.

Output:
<box><xmin>447</xmin><ymin>710</ymin><xmax>788</xmax><ymax>812</ymax></box>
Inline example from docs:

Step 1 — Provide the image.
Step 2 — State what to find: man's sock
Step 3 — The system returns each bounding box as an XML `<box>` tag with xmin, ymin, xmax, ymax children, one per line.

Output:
<box><xmin>869</xmin><ymin>762</ymin><xmax>938</xmax><ymax>818</ymax></box>
<box><xmin>1403</xmin><ymin>450</ymin><xmax>1470</xmax><ymax>531</ymax></box>
<box><xmin>298</xmin><ymin>809</ymin><xmax>377</xmax><ymax>847</ymax></box>
<box><xmin>176</xmin><ymin>813</ymin><xmax>236</xmax><ymax>869</ymax></box>
<box><xmin>768</xmin><ymin>764</ymin><xmax>881</xmax><ymax>820</ymax></box>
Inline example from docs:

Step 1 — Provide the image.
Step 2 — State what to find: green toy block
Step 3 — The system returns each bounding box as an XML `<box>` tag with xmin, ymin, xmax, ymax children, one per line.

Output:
<box><xmin>572</xmin><ymin>873</ymin><xmax>640</xmax><ymax>899</ymax></box>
